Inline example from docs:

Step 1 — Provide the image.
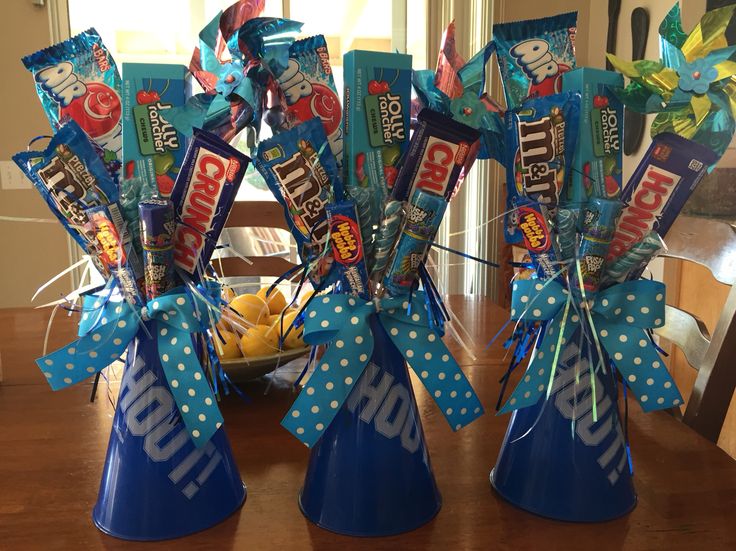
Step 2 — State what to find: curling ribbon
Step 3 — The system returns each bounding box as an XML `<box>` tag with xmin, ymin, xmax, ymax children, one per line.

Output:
<box><xmin>36</xmin><ymin>286</ymin><xmax>224</xmax><ymax>448</ymax></box>
<box><xmin>282</xmin><ymin>291</ymin><xmax>484</xmax><ymax>447</ymax></box>
<box><xmin>500</xmin><ymin>279</ymin><xmax>683</xmax><ymax>414</ymax></box>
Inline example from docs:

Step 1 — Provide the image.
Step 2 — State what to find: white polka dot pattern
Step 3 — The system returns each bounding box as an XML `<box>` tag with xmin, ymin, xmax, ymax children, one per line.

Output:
<box><xmin>281</xmin><ymin>293</ymin><xmax>485</xmax><ymax>447</ymax></box>
<box><xmin>506</xmin><ymin>279</ymin><xmax>681</xmax><ymax>414</ymax></box>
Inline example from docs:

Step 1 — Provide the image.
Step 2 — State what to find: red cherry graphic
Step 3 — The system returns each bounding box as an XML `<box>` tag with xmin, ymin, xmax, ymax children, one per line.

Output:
<box><xmin>136</xmin><ymin>89</ymin><xmax>160</xmax><ymax>104</ymax></box>
<box><xmin>383</xmin><ymin>165</ymin><xmax>398</xmax><ymax>188</ymax></box>
<box><xmin>156</xmin><ymin>174</ymin><xmax>175</xmax><ymax>196</ymax></box>
<box><xmin>125</xmin><ymin>160</ymin><xmax>136</xmax><ymax>179</ymax></box>
<box><xmin>60</xmin><ymin>82</ymin><xmax>121</xmax><ymax>138</ymax></box>
<box><xmin>593</xmin><ymin>95</ymin><xmax>609</xmax><ymax>108</ymax></box>
<box><xmin>368</xmin><ymin>80</ymin><xmax>390</xmax><ymax>95</ymax></box>
<box><xmin>289</xmin><ymin>83</ymin><xmax>341</xmax><ymax>135</ymax></box>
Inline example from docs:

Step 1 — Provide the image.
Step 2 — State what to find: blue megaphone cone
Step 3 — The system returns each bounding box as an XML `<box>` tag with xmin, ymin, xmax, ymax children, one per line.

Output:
<box><xmin>299</xmin><ymin>315</ymin><xmax>441</xmax><ymax>536</ymax></box>
<box><xmin>491</xmin><ymin>327</ymin><xmax>636</xmax><ymax>522</ymax></box>
<box><xmin>93</xmin><ymin>321</ymin><xmax>246</xmax><ymax>540</ymax></box>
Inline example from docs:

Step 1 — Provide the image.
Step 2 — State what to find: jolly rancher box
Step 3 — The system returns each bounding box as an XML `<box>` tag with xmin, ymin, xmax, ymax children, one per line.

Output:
<box><xmin>343</xmin><ymin>50</ymin><xmax>412</xmax><ymax>197</ymax></box>
<box><xmin>122</xmin><ymin>63</ymin><xmax>189</xmax><ymax>197</ymax></box>
<box><xmin>562</xmin><ymin>68</ymin><xmax>624</xmax><ymax>203</ymax></box>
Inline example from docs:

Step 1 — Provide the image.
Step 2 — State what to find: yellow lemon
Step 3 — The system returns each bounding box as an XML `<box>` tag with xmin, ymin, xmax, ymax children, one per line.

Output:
<box><xmin>256</xmin><ymin>286</ymin><xmax>289</xmax><ymax>315</ymax></box>
<box><xmin>239</xmin><ymin>325</ymin><xmax>274</xmax><ymax>357</ymax></box>
<box><xmin>270</xmin><ymin>310</ymin><xmax>305</xmax><ymax>350</ymax></box>
<box><xmin>229</xmin><ymin>293</ymin><xmax>269</xmax><ymax>326</ymax></box>
<box><xmin>214</xmin><ymin>330</ymin><xmax>241</xmax><ymax>360</ymax></box>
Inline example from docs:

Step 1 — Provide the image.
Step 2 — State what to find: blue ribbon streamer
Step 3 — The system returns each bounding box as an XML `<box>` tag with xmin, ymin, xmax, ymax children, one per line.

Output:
<box><xmin>500</xmin><ymin>279</ymin><xmax>683</xmax><ymax>414</ymax></box>
<box><xmin>281</xmin><ymin>291</ymin><xmax>484</xmax><ymax>447</ymax></box>
<box><xmin>37</xmin><ymin>286</ymin><xmax>224</xmax><ymax>448</ymax></box>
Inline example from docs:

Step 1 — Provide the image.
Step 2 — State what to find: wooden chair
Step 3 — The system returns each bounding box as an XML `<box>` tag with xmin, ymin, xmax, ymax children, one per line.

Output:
<box><xmin>214</xmin><ymin>200</ymin><xmax>297</xmax><ymax>278</ymax></box>
<box><xmin>654</xmin><ymin>215</ymin><xmax>736</xmax><ymax>443</ymax></box>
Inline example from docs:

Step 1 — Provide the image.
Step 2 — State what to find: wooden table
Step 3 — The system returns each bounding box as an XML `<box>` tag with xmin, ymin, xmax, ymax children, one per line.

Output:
<box><xmin>1</xmin><ymin>297</ymin><xmax>735</xmax><ymax>550</ymax></box>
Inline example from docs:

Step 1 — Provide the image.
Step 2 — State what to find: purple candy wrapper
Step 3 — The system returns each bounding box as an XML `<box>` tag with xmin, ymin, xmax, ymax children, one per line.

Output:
<box><xmin>327</xmin><ymin>201</ymin><xmax>370</xmax><ymax>300</ymax></box>
<box><xmin>171</xmin><ymin>128</ymin><xmax>249</xmax><ymax>276</ymax></box>
<box><xmin>139</xmin><ymin>199</ymin><xmax>177</xmax><ymax>299</ymax></box>
<box><xmin>608</xmin><ymin>133</ymin><xmax>717</xmax><ymax>263</ymax></box>
<box><xmin>391</xmin><ymin>109</ymin><xmax>480</xmax><ymax>202</ymax></box>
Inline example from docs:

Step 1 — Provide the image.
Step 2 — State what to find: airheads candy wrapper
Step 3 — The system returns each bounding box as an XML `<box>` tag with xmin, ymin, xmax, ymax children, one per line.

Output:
<box><xmin>493</xmin><ymin>12</ymin><xmax>577</xmax><ymax>111</ymax></box>
<box><xmin>383</xmin><ymin>190</ymin><xmax>447</xmax><ymax>297</ymax></box>
<box><xmin>274</xmin><ymin>35</ymin><xmax>343</xmax><ymax>165</ymax></box>
<box><xmin>13</xmin><ymin>119</ymin><xmax>121</xmax><ymax>250</ymax></box>
<box><xmin>607</xmin><ymin>132</ymin><xmax>718</xmax><ymax>263</ymax></box>
<box><xmin>255</xmin><ymin>117</ymin><xmax>344</xmax><ymax>286</ymax></box>
<box><xmin>504</xmin><ymin>91</ymin><xmax>580</xmax><ymax>244</ymax></box>
<box><xmin>327</xmin><ymin>201</ymin><xmax>370</xmax><ymax>300</ymax></box>
<box><xmin>170</xmin><ymin>128</ymin><xmax>249</xmax><ymax>276</ymax></box>
<box><xmin>392</xmin><ymin>108</ymin><xmax>480</xmax><ymax>202</ymax></box>
<box><xmin>514</xmin><ymin>197</ymin><xmax>560</xmax><ymax>281</ymax></box>
<box><xmin>22</xmin><ymin>28</ymin><xmax>122</xmax><ymax>180</ymax></box>
<box><xmin>85</xmin><ymin>205</ymin><xmax>144</xmax><ymax>308</ymax></box>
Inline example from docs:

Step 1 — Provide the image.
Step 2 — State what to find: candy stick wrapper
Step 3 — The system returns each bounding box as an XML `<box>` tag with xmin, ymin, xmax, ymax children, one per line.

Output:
<box><xmin>139</xmin><ymin>199</ymin><xmax>177</xmax><ymax>299</ymax></box>
<box><xmin>13</xmin><ymin>119</ymin><xmax>123</xmax><ymax>250</ymax></box>
<box><xmin>504</xmin><ymin>91</ymin><xmax>581</xmax><ymax>244</ymax></box>
<box><xmin>391</xmin><ymin>108</ymin><xmax>480</xmax><ymax>202</ymax></box>
<box><xmin>255</xmin><ymin>117</ymin><xmax>344</xmax><ymax>286</ymax></box>
<box><xmin>22</xmin><ymin>28</ymin><xmax>122</xmax><ymax>180</ymax></box>
<box><xmin>493</xmin><ymin>12</ymin><xmax>578</xmax><ymax>111</ymax></box>
<box><xmin>85</xmin><ymin>206</ymin><xmax>144</xmax><ymax>307</ymax></box>
<box><xmin>575</xmin><ymin>198</ymin><xmax>621</xmax><ymax>295</ymax></box>
<box><xmin>555</xmin><ymin>207</ymin><xmax>578</xmax><ymax>263</ymax></box>
<box><xmin>383</xmin><ymin>190</ymin><xmax>447</xmax><ymax>297</ymax></box>
<box><xmin>603</xmin><ymin>230</ymin><xmax>664</xmax><ymax>285</ymax></box>
<box><xmin>273</xmin><ymin>35</ymin><xmax>343</xmax><ymax>166</ymax></box>
<box><xmin>170</xmin><ymin>128</ymin><xmax>249</xmax><ymax>276</ymax></box>
<box><xmin>327</xmin><ymin>201</ymin><xmax>370</xmax><ymax>300</ymax></box>
<box><xmin>370</xmin><ymin>200</ymin><xmax>405</xmax><ymax>282</ymax></box>
<box><xmin>607</xmin><ymin>132</ymin><xmax>717</xmax><ymax>263</ymax></box>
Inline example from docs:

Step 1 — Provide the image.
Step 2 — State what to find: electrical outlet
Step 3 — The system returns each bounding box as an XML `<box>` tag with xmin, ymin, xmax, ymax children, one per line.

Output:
<box><xmin>0</xmin><ymin>161</ymin><xmax>31</xmax><ymax>190</ymax></box>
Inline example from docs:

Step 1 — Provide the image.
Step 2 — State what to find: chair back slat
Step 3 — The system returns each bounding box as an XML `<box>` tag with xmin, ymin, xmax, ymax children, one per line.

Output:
<box><xmin>656</xmin><ymin>305</ymin><xmax>711</xmax><ymax>369</ymax></box>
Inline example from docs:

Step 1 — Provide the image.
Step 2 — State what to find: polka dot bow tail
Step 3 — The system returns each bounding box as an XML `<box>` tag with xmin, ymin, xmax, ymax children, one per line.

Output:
<box><xmin>36</xmin><ymin>288</ymin><xmax>224</xmax><ymax>448</ymax></box>
<box><xmin>281</xmin><ymin>291</ymin><xmax>485</xmax><ymax>448</ymax></box>
<box><xmin>500</xmin><ymin>279</ymin><xmax>682</xmax><ymax>414</ymax></box>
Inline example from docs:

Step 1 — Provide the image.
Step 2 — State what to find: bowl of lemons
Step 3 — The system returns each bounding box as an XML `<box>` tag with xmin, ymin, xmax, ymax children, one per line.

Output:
<box><xmin>215</xmin><ymin>285</ymin><xmax>314</xmax><ymax>382</ymax></box>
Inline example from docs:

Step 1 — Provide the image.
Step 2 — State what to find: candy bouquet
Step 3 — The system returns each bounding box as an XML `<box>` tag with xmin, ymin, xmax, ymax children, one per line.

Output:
<box><xmin>489</xmin><ymin>4</ymin><xmax>736</xmax><ymax>522</ymax></box>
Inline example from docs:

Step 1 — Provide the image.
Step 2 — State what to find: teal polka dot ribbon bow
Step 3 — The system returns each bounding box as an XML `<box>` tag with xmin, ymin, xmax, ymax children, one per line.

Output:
<box><xmin>282</xmin><ymin>291</ymin><xmax>485</xmax><ymax>447</ymax></box>
<box><xmin>37</xmin><ymin>286</ymin><xmax>224</xmax><ymax>448</ymax></box>
<box><xmin>500</xmin><ymin>279</ymin><xmax>683</xmax><ymax>414</ymax></box>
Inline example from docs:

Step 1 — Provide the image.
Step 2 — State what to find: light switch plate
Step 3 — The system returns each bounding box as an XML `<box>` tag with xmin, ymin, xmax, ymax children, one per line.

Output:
<box><xmin>0</xmin><ymin>161</ymin><xmax>31</xmax><ymax>190</ymax></box>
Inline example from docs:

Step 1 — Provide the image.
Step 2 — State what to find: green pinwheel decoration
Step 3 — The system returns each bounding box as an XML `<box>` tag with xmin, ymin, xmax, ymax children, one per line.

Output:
<box><xmin>607</xmin><ymin>3</ymin><xmax>736</xmax><ymax>166</ymax></box>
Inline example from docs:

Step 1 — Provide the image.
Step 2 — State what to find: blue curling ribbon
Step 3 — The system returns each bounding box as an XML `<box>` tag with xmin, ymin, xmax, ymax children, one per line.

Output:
<box><xmin>500</xmin><ymin>279</ymin><xmax>683</xmax><ymax>414</ymax></box>
<box><xmin>282</xmin><ymin>291</ymin><xmax>485</xmax><ymax>447</ymax></box>
<box><xmin>37</xmin><ymin>286</ymin><xmax>225</xmax><ymax>448</ymax></box>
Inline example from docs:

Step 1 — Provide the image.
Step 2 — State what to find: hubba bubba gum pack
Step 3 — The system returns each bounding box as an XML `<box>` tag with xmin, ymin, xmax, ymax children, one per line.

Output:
<box><xmin>22</xmin><ymin>28</ymin><xmax>123</xmax><ymax>180</ymax></box>
<box><xmin>274</xmin><ymin>35</ymin><xmax>343</xmax><ymax>166</ymax></box>
<box><xmin>493</xmin><ymin>12</ymin><xmax>578</xmax><ymax>111</ymax></box>
<box><xmin>608</xmin><ymin>132</ymin><xmax>718</xmax><ymax>263</ymax></box>
<box><xmin>562</xmin><ymin>68</ymin><xmax>624</xmax><ymax>202</ymax></box>
<box><xmin>170</xmin><ymin>128</ymin><xmax>249</xmax><ymax>277</ymax></box>
<box><xmin>381</xmin><ymin>109</ymin><xmax>480</xmax><ymax>295</ymax></box>
<box><xmin>327</xmin><ymin>201</ymin><xmax>370</xmax><ymax>300</ymax></box>
<box><xmin>514</xmin><ymin>197</ymin><xmax>560</xmax><ymax>281</ymax></box>
<box><xmin>504</xmin><ymin>91</ymin><xmax>581</xmax><ymax>244</ymax></box>
<box><xmin>255</xmin><ymin>117</ymin><xmax>344</xmax><ymax>286</ymax></box>
<box><xmin>343</xmin><ymin>51</ymin><xmax>413</xmax><ymax>205</ymax></box>
<box><xmin>122</xmin><ymin>63</ymin><xmax>190</xmax><ymax>198</ymax></box>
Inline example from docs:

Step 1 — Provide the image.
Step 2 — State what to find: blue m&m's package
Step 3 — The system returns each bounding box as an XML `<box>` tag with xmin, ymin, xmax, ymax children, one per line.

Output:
<box><xmin>13</xmin><ymin>119</ymin><xmax>122</xmax><ymax>252</ymax></box>
<box><xmin>255</xmin><ymin>117</ymin><xmax>344</xmax><ymax>286</ymax></box>
<box><xmin>493</xmin><ymin>12</ymin><xmax>578</xmax><ymax>111</ymax></box>
<box><xmin>503</xmin><ymin>91</ymin><xmax>580</xmax><ymax>244</ymax></box>
<box><xmin>22</xmin><ymin>28</ymin><xmax>122</xmax><ymax>180</ymax></box>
